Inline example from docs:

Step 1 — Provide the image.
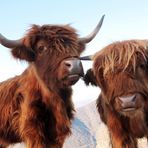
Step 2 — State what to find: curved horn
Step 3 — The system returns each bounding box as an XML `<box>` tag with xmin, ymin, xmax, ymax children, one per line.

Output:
<box><xmin>79</xmin><ymin>15</ymin><xmax>105</xmax><ymax>44</ymax></box>
<box><xmin>80</xmin><ymin>55</ymin><xmax>93</xmax><ymax>61</ymax></box>
<box><xmin>0</xmin><ymin>33</ymin><xmax>23</xmax><ymax>48</ymax></box>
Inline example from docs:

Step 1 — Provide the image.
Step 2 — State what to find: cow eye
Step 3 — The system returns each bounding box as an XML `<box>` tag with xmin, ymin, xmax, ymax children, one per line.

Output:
<box><xmin>38</xmin><ymin>46</ymin><xmax>48</xmax><ymax>54</ymax></box>
<box><xmin>139</xmin><ymin>64</ymin><xmax>145</xmax><ymax>69</ymax></box>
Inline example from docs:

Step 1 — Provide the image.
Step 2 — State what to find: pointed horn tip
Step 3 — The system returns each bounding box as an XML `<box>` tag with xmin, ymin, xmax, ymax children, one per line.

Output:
<box><xmin>0</xmin><ymin>33</ymin><xmax>23</xmax><ymax>48</ymax></box>
<box><xmin>101</xmin><ymin>14</ymin><xmax>105</xmax><ymax>21</ymax></box>
<box><xmin>0</xmin><ymin>33</ymin><xmax>5</xmax><ymax>40</ymax></box>
<box><xmin>102</xmin><ymin>14</ymin><xmax>105</xmax><ymax>18</ymax></box>
<box><xmin>98</xmin><ymin>14</ymin><xmax>105</xmax><ymax>26</ymax></box>
<box><xmin>79</xmin><ymin>14</ymin><xmax>105</xmax><ymax>44</ymax></box>
<box><xmin>92</xmin><ymin>14</ymin><xmax>105</xmax><ymax>29</ymax></box>
<box><xmin>0</xmin><ymin>33</ymin><xmax>6</xmax><ymax>45</ymax></box>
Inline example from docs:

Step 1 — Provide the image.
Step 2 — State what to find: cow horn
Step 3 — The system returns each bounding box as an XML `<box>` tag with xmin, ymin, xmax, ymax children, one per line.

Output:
<box><xmin>79</xmin><ymin>15</ymin><xmax>105</xmax><ymax>44</ymax></box>
<box><xmin>80</xmin><ymin>55</ymin><xmax>93</xmax><ymax>61</ymax></box>
<box><xmin>0</xmin><ymin>33</ymin><xmax>23</xmax><ymax>48</ymax></box>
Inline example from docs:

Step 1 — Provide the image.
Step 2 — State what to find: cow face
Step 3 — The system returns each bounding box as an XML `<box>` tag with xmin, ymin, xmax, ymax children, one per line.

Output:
<box><xmin>0</xmin><ymin>16</ymin><xmax>104</xmax><ymax>89</ymax></box>
<box><xmin>85</xmin><ymin>40</ymin><xmax>148</xmax><ymax>117</ymax></box>
<box><xmin>32</xmin><ymin>26</ymin><xmax>85</xmax><ymax>88</ymax></box>
<box><xmin>0</xmin><ymin>15</ymin><xmax>104</xmax><ymax>88</ymax></box>
<box><xmin>12</xmin><ymin>25</ymin><xmax>85</xmax><ymax>88</ymax></box>
<box><xmin>34</xmin><ymin>41</ymin><xmax>83</xmax><ymax>87</ymax></box>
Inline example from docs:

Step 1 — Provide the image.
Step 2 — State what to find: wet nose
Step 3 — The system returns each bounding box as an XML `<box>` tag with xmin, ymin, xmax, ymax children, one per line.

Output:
<box><xmin>64</xmin><ymin>59</ymin><xmax>84</xmax><ymax>76</ymax></box>
<box><xmin>118</xmin><ymin>94</ymin><xmax>136</xmax><ymax>107</ymax></box>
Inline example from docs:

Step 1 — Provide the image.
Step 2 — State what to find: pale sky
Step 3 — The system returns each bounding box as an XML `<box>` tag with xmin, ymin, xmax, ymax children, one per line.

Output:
<box><xmin>1</xmin><ymin>0</ymin><xmax>148</xmax><ymax>107</ymax></box>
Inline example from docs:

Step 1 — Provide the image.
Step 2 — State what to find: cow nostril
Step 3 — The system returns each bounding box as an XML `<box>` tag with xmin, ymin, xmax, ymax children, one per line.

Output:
<box><xmin>132</xmin><ymin>95</ymin><xmax>136</xmax><ymax>102</ymax></box>
<box><xmin>65</xmin><ymin>63</ymin><xmax>71</xmax><ymax>67</ymax></box>
<box><xmin>63</xmin><ymin>59</ymin><xmax>83</xmax><ymax>75</ymax></box>
<box><xmin>118</xmin><ymin>94</ymin><xmax>137</xmax><ymax>104</ymax></box>
<box><xmin>64</xmin><ymin>61</ymin><xmax>72</xmax><ymax>68</ymax></box>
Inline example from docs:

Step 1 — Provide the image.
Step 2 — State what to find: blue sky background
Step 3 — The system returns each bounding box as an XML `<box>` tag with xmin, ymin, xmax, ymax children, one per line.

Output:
<box><xmin>1</xmin><ymin>0</ymin><xmax>148</xmax><ymax>107</ymax></box>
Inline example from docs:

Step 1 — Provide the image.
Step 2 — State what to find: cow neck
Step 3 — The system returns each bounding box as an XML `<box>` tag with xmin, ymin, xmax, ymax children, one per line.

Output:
<box><xmin>23</xmin><ymin>64</ymin><xmax>71</xmax><ymax>106</ymax></box>
<box><xmin>22</xmin><ymin>64</ymin><xmax>72</xmax><ymax>135</ymax></box>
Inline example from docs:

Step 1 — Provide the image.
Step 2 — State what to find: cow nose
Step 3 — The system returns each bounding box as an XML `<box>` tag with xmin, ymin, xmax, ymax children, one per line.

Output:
<box><xmin>64</xmin><ymin>59</ymin><xmax>84</xmax><ymax>76</ymax></box>
<box><xmin>118</xmin><ymin>94</ymin><xmax>137</xmax><ymax>107</ymax></box>
<box><xmin>64</xmin><ymin>61</ymin><xmax>73</xmax><ymax>69</ymax></box>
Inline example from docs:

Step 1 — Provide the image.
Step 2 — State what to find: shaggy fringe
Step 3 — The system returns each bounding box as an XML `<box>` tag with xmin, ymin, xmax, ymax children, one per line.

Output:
<box><xmin>93</xmin><ymin>40</ymin><xmax>147</xmax><ymax>76</ymax></box>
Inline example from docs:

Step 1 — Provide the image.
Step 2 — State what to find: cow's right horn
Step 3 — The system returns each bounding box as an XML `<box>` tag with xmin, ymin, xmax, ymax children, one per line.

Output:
<box><xmin>79</xmin><ymin>15</ymin><xmax>105</xmax><ymax>44</ymax></box>
<box><xmin>0</xmin><ymin>33</ymin><xmax>23</xmax><ymax>48</ymax></box>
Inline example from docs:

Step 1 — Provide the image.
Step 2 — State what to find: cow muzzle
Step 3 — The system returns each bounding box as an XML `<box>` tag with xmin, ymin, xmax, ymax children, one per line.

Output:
<box><xmin>115</xmin><ymin>93</ymin><xmax>144</xmax><ymax>113</ymax></box>
<box><xmin>62</xmin><ymin>58</ymin><xmax>84</xmax><ymax>85</ymax></box>
<box><xmin>118</xmin><ymin>94</ymin><xmax>137</xmax><ymax>112</ymax></box>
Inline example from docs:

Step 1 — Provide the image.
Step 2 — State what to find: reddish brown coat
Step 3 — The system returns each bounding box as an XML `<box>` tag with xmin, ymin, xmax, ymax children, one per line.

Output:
<box><xmin>84</xmin><ymin>40</ymin><xmax>148</xmax><ymax>148</ymax></box>
<box><xmin>0</xmin><ymin>24</ymin><xmax>85</xmax><ymax>148</ymax></box>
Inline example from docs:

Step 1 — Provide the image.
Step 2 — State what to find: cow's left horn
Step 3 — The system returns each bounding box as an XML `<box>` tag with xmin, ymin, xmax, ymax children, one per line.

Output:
<box><xmin>0</xmin><ymin>33</ymin><xmax>23</xmax><ymax>48</ymax></box>
<box><xmin>79</xmin><ymin>15</ymin><xmax>105</xmax><ymax>44</ymax></box>
<box><xmin>80</xmin><ymin>55</ymin><xmax>93</xmax><ymax>60</ymax></box>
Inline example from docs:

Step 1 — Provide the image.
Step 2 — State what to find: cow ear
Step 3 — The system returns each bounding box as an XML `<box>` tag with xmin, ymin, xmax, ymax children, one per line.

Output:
<box><xmin>96</xmin><ymin>67</ymin><xmax>107</xmax><ymax>90</ymax></box>
<box><xmin>11</xmin><ymin>45</ymin><xmax>35</xmax><ymax>62</ymax></box>
<box><xmin>11</xmin><ymin>25</ymin><xmax>40</xmax><ymax>62</ymax></box>
<box><xmin>78</xmin><ymin>42</ymin><xmax>86</xmax><ymax>54</ymax></box>
<box><xmin>11</xmin><ymin>35</ymin><xmax>36</xmax><ymax>62</ymax></box>
<box><xmin>83</xmin><ymin>69</ymin><xmax>97</xmax><ymax>86</ymax></box>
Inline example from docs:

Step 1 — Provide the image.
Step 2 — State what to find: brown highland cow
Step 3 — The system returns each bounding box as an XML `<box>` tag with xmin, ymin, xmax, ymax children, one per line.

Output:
<box><xmin>0</xmin><ymin>15</ymin><xmax>104</xmax><ymax>148</ymax></box>
<box><xmin>82</xmin><ymin>40</ymin><xmax>148</xmax><ymax>148</ymax></box>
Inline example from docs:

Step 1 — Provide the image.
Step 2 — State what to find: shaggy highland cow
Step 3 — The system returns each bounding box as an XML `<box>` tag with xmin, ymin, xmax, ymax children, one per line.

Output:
<box><xmin>0</xmin><ymin>15</ymin><xmax>104</xmax><ymax>148</ymax></box>
<box><xmin>83</xmin><ymin>40</ymin><xmax>148</xmax><ymax>148</ymax></box>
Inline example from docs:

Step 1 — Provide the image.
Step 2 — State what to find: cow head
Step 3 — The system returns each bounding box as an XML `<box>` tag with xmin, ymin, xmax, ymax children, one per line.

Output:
<box><xmin>83</xmin><ymin>40</ymin><xmax>148</xmax><ymax>117</ymax></box>
<box><xmin>0</xmin><ymin>15</ymin><xmax>104</xmax><ymax>89</ymax></box>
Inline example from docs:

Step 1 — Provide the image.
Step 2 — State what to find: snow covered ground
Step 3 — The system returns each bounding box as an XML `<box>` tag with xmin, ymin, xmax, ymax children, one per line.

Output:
<box><xmin>9</xmin><ymin>101</ymin><xmax>148</xmax><ymax>148</ymax></box>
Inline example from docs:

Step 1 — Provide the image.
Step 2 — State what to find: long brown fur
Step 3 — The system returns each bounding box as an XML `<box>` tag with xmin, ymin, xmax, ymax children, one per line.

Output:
<box><xmin>0</xmin><ymin>24</ymin><xmax>85</xmax><ymax>148</ymax></box>
<box><xmin>84</xmin><ymin>40</ymin><xmax>148</xmax><ymax>148</ymax></box>
<box><xmin>93</xmin><ymin>40</ymin><xmax>147</xmax><ymax>76</ymax></box>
